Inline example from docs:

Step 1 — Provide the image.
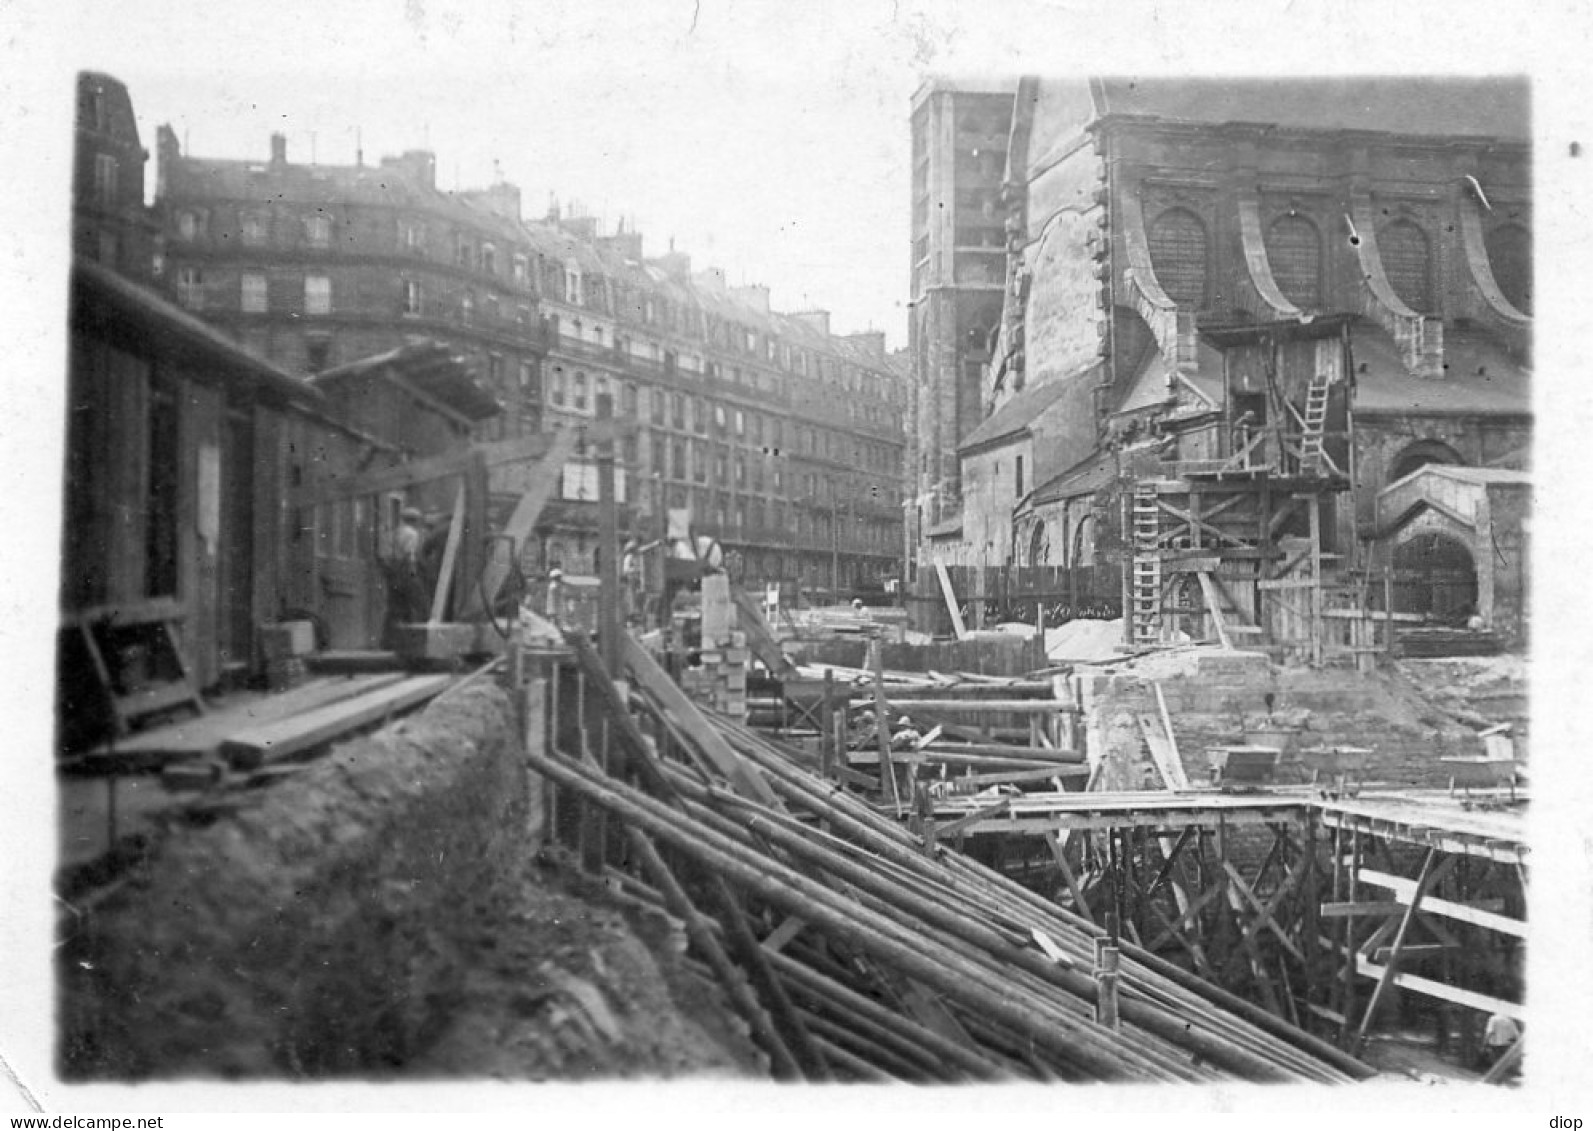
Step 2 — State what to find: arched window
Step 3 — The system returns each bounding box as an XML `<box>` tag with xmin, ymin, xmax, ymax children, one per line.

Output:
<box><xmin>1485</xmin><ymin>224</ymin><xmax>1532</xmax><ymax>314</ymax></box>
<box><xmin>1390</xmin><ymin>439</ymin><xmax>1464</xmax><ymax>483</ymax></box>
<box><xmin>1380</xmin><ymin>220</ymin><xmax>1431</xmax><ymax>313</ymax></box>
<box><xmin>1148</xmin><ymin>208</ymin><xmax>1208</xmax><ymax>308</ymax></box>
<box><xmin>1266</xmin><ymin>215</ymin><xmax>1322</xmax><ymax>308</ymax></box>
<box><xmin>1029</xmin><ymin>522</ymin><xmax>1050</xmax><ymax>566</ymax></box>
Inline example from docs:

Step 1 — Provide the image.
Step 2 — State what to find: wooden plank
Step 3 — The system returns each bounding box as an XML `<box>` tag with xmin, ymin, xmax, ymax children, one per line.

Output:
<box><xmin>287</xmin><ymin>431</ymin><xmax>554</xmax><ymax>508</ymax></box>
<box><xmin>460</xmin><ymin>427</ymin><xmax>579</xmax><ymax>619</ymax></box>
<box><xmin>1137</xmin><ymin>712</ymin><xmax>1189</xmax><ymax>790</ymax></box>
<box><xmin>622</xmin><ymin>635</ymin><xmax>778</xmax><ymax>806</ymax></box>
<box><xmin>1357</xmin><ymin>868</ymin><xmax>1525</xmax><ymax>938</ymax></box>
<box><xmin>948</xmin><ymin>766</ymin><xmax>1091</xmax><ymax>788</ymax></box>
<box><xmin>921</xmin><ymin>741</ymin><xmax>1082</xmax><ymax>762</ymax></box>
<box><xmin>427</xmin><ymin>481</ymin><xmax>468</xmax><ymax>623</ymax></box>
<box><xmin>761</xmin><ymin>915</ymin><xmax>807</xmax><ymax>955</ymax></box>
<box><xmin>81</xmin><ymin>674</ymin><xmax>407</xmax><ymax>759</ymax></box>
<box><xmin>730</xmin><ymin>585</ymin><xmax>799</xmax><ymax>679</ymax></box>
<box><xmin>1320</xmin><ymin>901</ymin><xmax>1405</xmax><ymax>919</ymax></box>
<box><xmin>1371</xmin><ymin>943</ymin><xmax>1451</xmax><ymax>963</ymax></box>
<box><xmin>1354</xmin><ymin>957</ymin><xmax>1525</xmax><ymax>1020</ymax></box>
<box><xmin>935</xmin><ymin>561</ymin><xmax>968</xmax><ymax>641</ymax></box>
<box><xmin>1303</xmin><ymin>1002</ymin><xmax>1346</xmax><ymax>1026</ymax></box>
<box><xmin>220</xmin><ymin>673</ymin><xmax>454</xmax><ymax>769</ymax></box>
<box><xmin>1196</xmin><ymin>572</ymin><xmax>1234</xmax><ymax>649</ymax></box>
<box><xmin>934</xmin><ymin>798</ymin><xmax>1011</xmax><ymax>840</ymax></box>
<box><xmin>874</xmin><ymin>698</ymin><xmax>1075</xmax><ymax>714</ymax></box>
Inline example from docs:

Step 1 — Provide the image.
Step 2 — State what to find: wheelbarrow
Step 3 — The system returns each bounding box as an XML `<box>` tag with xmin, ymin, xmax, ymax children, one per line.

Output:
<box><xmin>1297</xmin><ymin>744</ymin><xmax>1372</xmax><ymax>796</ymax></box>
<box><xmin>1440</xmin><ymin>754</ymin><xmax>1519</xmax><ymax>802</ymax></box>
<box><xmin>1206</xmin><ymin>745</ymin><xmax>1281</xmax><ymax>792</ymax></box>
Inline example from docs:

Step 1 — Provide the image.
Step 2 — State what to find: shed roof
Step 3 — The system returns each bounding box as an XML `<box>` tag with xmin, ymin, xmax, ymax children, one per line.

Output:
<box><xmin>314</xmin><ymin>340</ymin><xmax>502</xmax><ymax>421</ymax></box>
<box><xmin>1351</xmin><ymin>323</ymin><xmax>1531</xmax><ymax>417</ymax></box>
<box><xmin>71</xmin><ymin>258</ymin><xmax>323</xmax><ymax>409</ymax></box>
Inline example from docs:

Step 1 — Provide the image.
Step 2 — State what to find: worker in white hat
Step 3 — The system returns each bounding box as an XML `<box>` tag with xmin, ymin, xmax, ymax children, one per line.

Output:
<box><xmin>891</xmin><ymin>714</ymin><xmax>922</xmax><ymax>750</ymax></box>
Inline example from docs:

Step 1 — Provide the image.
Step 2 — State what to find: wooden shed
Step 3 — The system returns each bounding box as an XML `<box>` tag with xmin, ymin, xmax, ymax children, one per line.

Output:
<box><xmin>60</xmin><ymin>259</ymin><xmax>344</xmax><ymax>748</ymax></box>
<box><xmin>58</xmin><ymin>266</ymin><xmax>501</xmax><ymax>751</ymax></box>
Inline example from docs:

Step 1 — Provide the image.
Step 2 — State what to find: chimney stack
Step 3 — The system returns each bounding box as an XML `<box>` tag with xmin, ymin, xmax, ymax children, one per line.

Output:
<box><xmin>793</xmin><ymin>309</ymin><xmax>831</xmax><ymax>336</ymax></box>
<box><xmin>844</xmin><ymin>330</ymin><xmax>886</xmax><ymax>357</ymax></box>
<box><xmin>270</xmin><ymin>132</ymin><xmax>287</xmax><ymax>166</ymax></box>
<box><xmin>730</xmin><ymin>284</ymin><xmax>771</xmax><ymax>315</ymax></box>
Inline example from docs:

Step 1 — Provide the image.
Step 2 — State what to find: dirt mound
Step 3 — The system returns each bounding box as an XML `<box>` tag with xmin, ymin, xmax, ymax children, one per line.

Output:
<box><xmin>411</xmin><ymin>848</ymin><xmax>764</xmax><ymax>1079</ymax></box>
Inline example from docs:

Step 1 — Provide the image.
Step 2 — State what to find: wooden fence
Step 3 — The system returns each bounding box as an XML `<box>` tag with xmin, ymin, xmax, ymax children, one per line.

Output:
<box><xmin>908</xmin><ymin>564</ymin><xmax>1122</xmax><ymax>637</ymax></box>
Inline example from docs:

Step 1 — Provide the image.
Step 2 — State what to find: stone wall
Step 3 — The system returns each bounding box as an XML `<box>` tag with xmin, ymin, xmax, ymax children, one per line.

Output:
<box><xmin>58</xmin><ymin>681</ymin><xmax>536</xmax><ymax>1079</ymax></box>
<box><xmin>1083</xmin><ymin>651</ymin><xmax>1487</xmax><ymax>792</ymax></box>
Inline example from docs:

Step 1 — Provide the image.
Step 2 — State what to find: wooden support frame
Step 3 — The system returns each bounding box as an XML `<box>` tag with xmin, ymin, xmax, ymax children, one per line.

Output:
<box><xmin>427</xmin><ymin>481</ymin><xmax>467</xmax><ymax>624</ymax></box>
<box><xmin>1354</xmin><ymin>848</ymin><xmax>1439</xmax><ymax>1045</ymax></box>
<box><xmin>460</xmin><ymin>427</ymin><xmax>578</xmax><ymax>620</ymax></box>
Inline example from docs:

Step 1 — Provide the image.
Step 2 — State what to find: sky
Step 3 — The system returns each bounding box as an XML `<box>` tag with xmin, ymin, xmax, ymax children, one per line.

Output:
<box><xmin>10</xmin><ymin>0</ymin><xmax>1593</xmax><ymax>1117</ymax></box>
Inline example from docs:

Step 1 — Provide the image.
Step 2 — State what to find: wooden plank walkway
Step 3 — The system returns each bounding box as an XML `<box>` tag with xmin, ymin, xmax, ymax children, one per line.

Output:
<box><xmin>926</xmin><ymin>785</ymin><xmax>1528</xmax><ymax>854</ymax></box>
<box><xmin>1317</xmin><ymin>791</ymin><xmax>1528</xmax><ymax>864</ymax></box>
<box><xmin>221</xmin><ymin>673</ymin><xmax>454</xmax><ymax>770</ymax></box>
<box><xmin>72</xmin><ymin>674</ymin><xmax>408</xmax><ymax>765</ymax></box>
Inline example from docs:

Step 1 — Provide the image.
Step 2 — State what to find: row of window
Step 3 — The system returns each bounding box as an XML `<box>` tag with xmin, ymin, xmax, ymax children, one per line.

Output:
<box><xmin>605</xmin><ymin>487</ymin><xmax>898</xmax><ymax>553</ymax></box>
<box><xmin>1146</xmin><ymin>205</ymin><xmax>1533</xmax><ymax>316</ymax></box>
<box><xmin>166</xmin><ymin>197</ymin><xmax>909</xmax><ymax>405</ymax></box>
<box><xmin>176</xmin><ymin>267</ymin><xmax>332</xmax><ymax>315</ymax></box>
<box><xmin>543</xmin><ymin>373</ymin><xmax>900</xmax><ymax>472</ymax></box>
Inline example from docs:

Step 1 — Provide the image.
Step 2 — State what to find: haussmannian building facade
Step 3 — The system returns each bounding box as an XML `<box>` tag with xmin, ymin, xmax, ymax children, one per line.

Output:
<box><xmin>152</xmin><ymin>122</ymin><xmax>910</xmax><ymax>599</ymax></box>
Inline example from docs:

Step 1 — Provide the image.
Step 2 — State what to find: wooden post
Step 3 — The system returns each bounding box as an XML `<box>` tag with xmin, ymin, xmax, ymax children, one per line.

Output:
<box><xmin>596</xmin><ymin>395</ymin><xmax>622</xmax><ymax>676</ymax></box>
<box><xmin>428</xmin><ymin>480</ymin><xmax>468</xmax><ymax>624</ymax></box>
<box><xmin>1309</xmin><ymin>493</ymin><xmax>1324</xmax><ymax>667</ymax></box>
<box><xmin>819</xmin><ymin>670</ymin><xmax>835</xmax><ymax>781</ymax></box>
<box><xmin>1340</xmin><ymin>828</ymin><xmax>1359</xmax><ymax>1048</ymax></box>
<box><xmin>1383</xmin><ymin>563</ymin><xmax>1395</xmax><ymax>658</ymax></box>
<box><xmin>460</xmin><ymin>452</ymin><xmax>489</xmax><ymax>619</ymax></box>
<box><xmin>1094</xmin><ymin>938</ymin><xmax>1122</xmax><ymax>1030</ymax></box>
<box><xmin>871</xmin><ymin>635</ymin><xmax>903</xmax><ymax>813</ymax></box>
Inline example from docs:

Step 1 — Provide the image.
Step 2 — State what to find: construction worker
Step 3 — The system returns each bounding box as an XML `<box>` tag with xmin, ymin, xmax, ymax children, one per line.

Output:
<box><xmin>891</xmin><ymin>714</ymin><xmax>922</xmax><ymax>750</ymax></box>
<box><xmin>381</xmin><ymin>506</ymin><xmax>427</xmax><ymax>646</ymax></box>
<box><xmin>1480</xmin><ymin>1012</ymin><xmax>1521</xmax><ymax>1070</ymax></box>
<box><xmin>544</xmin><ymin>567</ymin><xmax>565</xmax><ymax>622</ymax></box>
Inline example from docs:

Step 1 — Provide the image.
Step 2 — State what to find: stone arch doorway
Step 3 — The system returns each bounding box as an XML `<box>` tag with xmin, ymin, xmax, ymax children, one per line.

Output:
<box><xmin>1392</xmin><ymin>532</ymin><xmax>1478</xmax><ymax>624</ymax></box>
<box><xmin>1390</xmin><ymin>439</ymin><xmax>1464</xmax><ymax>484</ymax></box>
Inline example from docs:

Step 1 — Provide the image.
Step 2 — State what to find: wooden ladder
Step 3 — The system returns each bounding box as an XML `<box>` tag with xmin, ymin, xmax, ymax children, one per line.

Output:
<box><xmin>1297</xmin><ymin>372</ymin><xmax>1332</xmax><ymax>475</ymax></box>
<box><xmin>1130</xmin><ymin>485</ymin><xmax>1162</xmax><ymax>646</ymax></box>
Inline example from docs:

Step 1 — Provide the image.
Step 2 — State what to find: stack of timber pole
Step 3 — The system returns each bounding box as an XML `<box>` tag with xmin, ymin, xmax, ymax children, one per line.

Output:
<box><xmin>534</xmin><ymin>629</ymin><xmax>1372</xmax><ymax>1084</ymax></box>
